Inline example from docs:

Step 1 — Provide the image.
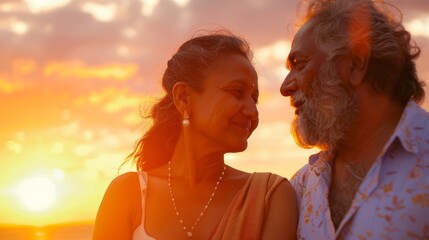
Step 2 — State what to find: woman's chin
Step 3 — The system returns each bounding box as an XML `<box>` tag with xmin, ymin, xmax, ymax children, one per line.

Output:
<box><xmin>226</xmin><ymin>142</ymin><xmax>248</xmax><ymax>153</ymax></box>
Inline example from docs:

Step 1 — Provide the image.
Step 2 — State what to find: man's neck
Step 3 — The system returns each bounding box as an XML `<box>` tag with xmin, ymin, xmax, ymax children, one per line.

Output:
<box><xmin>339</xmin><ymin>93</ymin><xmax>404</xmax><ymax>156</ymax></box>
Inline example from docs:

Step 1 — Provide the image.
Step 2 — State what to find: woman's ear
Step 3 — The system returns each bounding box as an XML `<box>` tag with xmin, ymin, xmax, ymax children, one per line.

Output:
<box><xmin>172</xmin><ymin>82</ymin><xmax>190</xmax><ymax>114</ymax></box>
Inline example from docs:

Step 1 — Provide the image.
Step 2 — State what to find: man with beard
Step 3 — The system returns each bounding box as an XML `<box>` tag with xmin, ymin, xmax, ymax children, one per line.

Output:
<box><xmin>280</xmin><ymin>0</ymin><xmax>429</xmax><ymax>239</ymax></box>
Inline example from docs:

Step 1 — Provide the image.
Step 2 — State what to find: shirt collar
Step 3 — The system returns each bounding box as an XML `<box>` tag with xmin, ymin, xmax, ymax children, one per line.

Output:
<box><xmin>308</xmin><ymin>100</ymin><xmax>426</xmax><ymax>166</ymax></box>
<box><xmin>393</xmin><ymin>100</ymin><xmax>427</xmax><ymax>154</ymax></box>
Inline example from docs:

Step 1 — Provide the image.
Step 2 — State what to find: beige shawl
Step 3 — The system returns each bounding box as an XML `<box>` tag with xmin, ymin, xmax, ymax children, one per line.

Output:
<box><xmin>211</xmin><ymin>172</ymin><xmax>285</xmax><ymax>240</ymax></box>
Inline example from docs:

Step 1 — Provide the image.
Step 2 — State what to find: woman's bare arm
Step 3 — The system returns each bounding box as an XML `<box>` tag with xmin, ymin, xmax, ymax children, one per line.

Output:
<box><xmin>92</xmin><ymin>172</ymin><xmax>141</xmax><ymax>240</ymax></box>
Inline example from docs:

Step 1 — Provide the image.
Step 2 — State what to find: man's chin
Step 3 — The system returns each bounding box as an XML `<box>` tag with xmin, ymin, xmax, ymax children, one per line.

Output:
<box><xmin>294</xmin><ymin>127</ymin><xmax>333</xmax><ymax>150</ymax></box>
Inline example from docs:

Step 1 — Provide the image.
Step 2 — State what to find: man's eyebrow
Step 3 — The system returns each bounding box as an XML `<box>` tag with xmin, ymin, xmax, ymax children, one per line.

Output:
<box><xmin>288</xmin><ymin>51</ymin><xmax>301</xmax><ymax>62</ymax></box>
<box><xmin>285</xmin><ymin>61</ymin><xmax>291</xmax><ymax>70</ymax></box>
<box><xmin>285</xmin><ymin>53</ymin><xmax>295</xmax><ymax>70</ymax></box>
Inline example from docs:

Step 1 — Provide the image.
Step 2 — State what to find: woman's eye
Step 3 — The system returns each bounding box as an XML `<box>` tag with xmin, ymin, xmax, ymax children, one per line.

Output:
<box><xmin>229</xmin><ymin>89</ymin><xmax>243</xmax><ymax>98</ymax></box>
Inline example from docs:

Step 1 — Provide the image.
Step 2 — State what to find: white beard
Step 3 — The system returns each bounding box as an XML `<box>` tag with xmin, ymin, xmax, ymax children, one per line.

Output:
<box><xmin>291</xmin><ymin>61</ymin><xmax>359</xmax><ymax>151</ymax></box>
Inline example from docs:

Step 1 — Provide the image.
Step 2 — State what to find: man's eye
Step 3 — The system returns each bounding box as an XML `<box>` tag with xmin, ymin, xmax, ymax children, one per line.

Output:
<box><xmin>293</xmin><ymin>58</ymin><xmax>307</xmax><ymax>70</ymax></box>
<box><xmin>288</xmin><ymin>58</ymin><xmax>308</xmax><ymax>70</ymax></box>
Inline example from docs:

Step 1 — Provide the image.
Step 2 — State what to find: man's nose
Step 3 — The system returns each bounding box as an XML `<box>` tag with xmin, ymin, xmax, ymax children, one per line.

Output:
<box><xmin>280</xmin><ymin>73</ymin><xmax>297</xmax><ymax>97</ymax></box>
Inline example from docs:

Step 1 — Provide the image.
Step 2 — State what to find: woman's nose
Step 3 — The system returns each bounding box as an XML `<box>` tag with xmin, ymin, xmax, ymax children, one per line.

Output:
<box><xmin>242</xmin><ymin>98</ymin><xmax>259</xmax><ymax>119</ymax></box>
<box><xmin>280</xmin><ymin>73</ymin><xmax>297</xmax><ymax>97</ymax></box>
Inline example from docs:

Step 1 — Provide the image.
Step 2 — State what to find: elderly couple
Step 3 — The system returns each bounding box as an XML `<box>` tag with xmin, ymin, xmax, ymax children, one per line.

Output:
<box><xmin>93</xmin><ymin>0</ymin><xmax>429</xmax><ymax>239</ymax></box>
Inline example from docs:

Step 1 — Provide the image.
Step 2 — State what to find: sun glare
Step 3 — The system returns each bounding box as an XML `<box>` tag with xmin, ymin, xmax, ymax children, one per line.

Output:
<box><xmin>24</xmin><ymin>0</ymin><xmax>71</xmax><ymax>13</ymax></box>
<box><xmin>140</xmin><ymin>0</ymin><xmax>159</xmax><ymax>17</ymax></box>
<box><xmin>406</xmin><ymin>16</ymin><xmax>429</xmax><ymax>38</ymax></box>
<box><xmin>81</xmin><ymin>2</ymin><xmax>117</xmax><ymax>22</ymax></box>
<box><xmin>18</xmin><ymin>177</ymin><xmax>57</xmax><ymax>212</ymax></box>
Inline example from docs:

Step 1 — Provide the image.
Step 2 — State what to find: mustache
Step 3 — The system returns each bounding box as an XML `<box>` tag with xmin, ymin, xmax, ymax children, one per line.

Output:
<box><xmin>290</xmin><ymin>91</ymin><xmax>306</xmax><ymax>108</ymax></box>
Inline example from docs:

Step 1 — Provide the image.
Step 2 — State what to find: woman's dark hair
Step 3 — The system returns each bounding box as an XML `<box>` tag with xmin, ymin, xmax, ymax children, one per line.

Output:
<box><xmin>302</xmin><ymin>0</ymin><xmax>425</xmax><ymax>105</ymax></box>
<box><xmin>127</xmin><ymin>30</ymin><xmax>253</xmax><ymax>171</ymax></box>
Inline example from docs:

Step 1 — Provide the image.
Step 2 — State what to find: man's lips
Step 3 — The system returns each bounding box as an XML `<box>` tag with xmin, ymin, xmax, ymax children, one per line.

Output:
<box><xmin>291</xmin><ymin>99</ymin><xmax>304</xmax><ymax>115</ymax></box>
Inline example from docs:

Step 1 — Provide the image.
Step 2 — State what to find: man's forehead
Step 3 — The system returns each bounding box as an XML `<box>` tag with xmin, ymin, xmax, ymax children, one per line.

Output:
<box><xmin>292</xmin><ymin>23</ymin><xmax>313</xmax><ymax>46</ymax></box>
<box><xmin>289</xmin><ymin>23</ymin><xmax>315</xmax><ymax>56</ymax></box>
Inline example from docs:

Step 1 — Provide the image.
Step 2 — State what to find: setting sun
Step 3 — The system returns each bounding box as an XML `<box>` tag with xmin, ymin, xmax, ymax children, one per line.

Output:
<box><xmin>17</xmin><ymin>177</ymin><xmax>57</xmax><ymax>212</ymax></box>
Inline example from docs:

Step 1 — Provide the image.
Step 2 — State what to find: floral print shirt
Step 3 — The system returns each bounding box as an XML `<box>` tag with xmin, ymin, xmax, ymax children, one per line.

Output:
<box><xmin>291</xmin><ymin>101</ymin><xmax>429</xmax><ymax>240</ymax></box>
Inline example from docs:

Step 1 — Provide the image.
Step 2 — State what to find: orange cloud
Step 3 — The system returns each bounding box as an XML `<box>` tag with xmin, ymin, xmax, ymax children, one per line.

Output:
<box><xmin>0</xmin><ymin>59</ymin><xmax>38</xmax><ymax>93</ymax></box>
<box><xmin>12</xmin><ymin>59</ymin><xmax>37</xmax><ymax>75</ymax></box>
<box><xmin>44</xmin><ymin>61</ymin><xmax>138</xmax><ymax>81</ymax></box>
<box><xmin>73</xmin><ymin>88</ymin><xmax>142</xmax><ymax>113</ymax></box>
<box><xmin>0</xmin><ymin>77</ymin><xmax>23</xmax><ymax>93</ymax></box>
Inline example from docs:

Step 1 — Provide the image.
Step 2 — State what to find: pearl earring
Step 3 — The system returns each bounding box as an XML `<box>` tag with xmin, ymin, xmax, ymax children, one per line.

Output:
<box><xmin>182</xmin><ymin>110</ymin><xmax>190</xmax><ymax>127</ymax></box>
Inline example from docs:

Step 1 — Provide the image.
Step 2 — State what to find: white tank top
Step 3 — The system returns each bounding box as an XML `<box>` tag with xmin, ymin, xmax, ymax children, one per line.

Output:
<box><xmin>132</xmin><ymin>171</ymin><xmax>157</xmax><ymax>240</ymax></box>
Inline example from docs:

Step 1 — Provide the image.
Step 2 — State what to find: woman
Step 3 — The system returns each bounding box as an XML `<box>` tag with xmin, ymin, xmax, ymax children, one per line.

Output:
<box><xmin>93</xmin><ymin>31</ymin><xmax>297</xmax><ymax>240</ymax></box>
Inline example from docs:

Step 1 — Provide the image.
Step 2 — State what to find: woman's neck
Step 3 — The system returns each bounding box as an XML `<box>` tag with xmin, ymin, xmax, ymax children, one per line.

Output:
<box><xmin>169</xmin><ymin>135</ymin><xmax>225</xmax><ymax>186</ymax></box>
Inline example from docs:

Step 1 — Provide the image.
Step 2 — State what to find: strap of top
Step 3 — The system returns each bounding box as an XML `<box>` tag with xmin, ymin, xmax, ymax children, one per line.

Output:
<box><xmin>132</xmin><ymin>171</ymin><xmax>156</xmax><ymax>240</ymax></box>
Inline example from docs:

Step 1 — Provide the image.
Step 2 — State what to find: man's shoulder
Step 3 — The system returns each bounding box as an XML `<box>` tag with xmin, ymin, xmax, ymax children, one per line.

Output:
<box><xmin>401</xmin><ymin>101</ymin><xmax>429</xmax><ymax>126</ymax></box>
<box><xmin>290</xmin><ymin>153</ymin><xmax>321</xmax><ymax>187</ymax></box>
<box><xmin>395</xmin><ymin>101</ymin><xmax>429</xmax><ymax>154</ymax></box>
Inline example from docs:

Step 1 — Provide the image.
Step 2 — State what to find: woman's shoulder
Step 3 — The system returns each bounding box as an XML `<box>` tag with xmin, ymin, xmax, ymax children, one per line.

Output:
<box><xmin>249</xmin><ymin>172</ymin><xmax>295</xmax><ymax>200</ymax></box>
<box><xmin>250</xmin><ymin>172</ymin><xmax>289</xmax><ymax>185</ymax></box>
<box><xmin>224</xmin><ymin>165</ymin><xmax>251</xmax><ymax>181</ymax></box>
<box><xmin>252</xmin><ymin>172</ymin><xmax>287</xmax><ymax>179</ymax></box>
<box><xmin>104</xmin><ymin>172</ymin><xmax>141</xmax><ymax>197</ymax></box>
<box><xmin>94</xmin><ymin>173</ymin><xmax>142</xmax><ymax>239</ymax></box>
<box><xmin>111</xmin><ymin>171</ymin><xmax>139</xmax><ymax>184</ymax></box>
<box><xmin>257</xmin><ymin>175</ymin><xmax>297</xmax><ymax>238</ymax></box>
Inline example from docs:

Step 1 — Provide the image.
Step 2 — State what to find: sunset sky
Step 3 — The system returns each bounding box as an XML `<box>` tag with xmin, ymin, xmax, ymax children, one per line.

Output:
<box><xmin>1</xmin><ymin>0</ymin><xmax>429</xmax><ymax>227</ymax></box>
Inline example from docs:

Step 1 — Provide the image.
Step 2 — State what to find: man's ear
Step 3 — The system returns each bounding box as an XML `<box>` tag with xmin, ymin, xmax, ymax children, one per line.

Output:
<box><xmin>172</xmin><ymin>82</ymin><xmax>190</xmax><ymax>114</ymax></box>
<box><xmin>349</xmin><ymin>48</ymin><xmax>369</xmax><ymax>86</ymax></box>
<box><xmin>337</xmin><ymin>52</ymin><xmax>369</xmax><ymax>87</ymax></box>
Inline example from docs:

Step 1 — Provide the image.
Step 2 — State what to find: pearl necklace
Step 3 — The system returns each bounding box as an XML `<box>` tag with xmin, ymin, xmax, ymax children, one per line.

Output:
<box><xmin>168</xmin><ymin>161</ymin><xmax>226</xmax><ymax>238</ymax></box>
<box><xmin>344</xmin><ymin>162</ymin><xmax>365</xmax><ymax>181</ymax></box>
